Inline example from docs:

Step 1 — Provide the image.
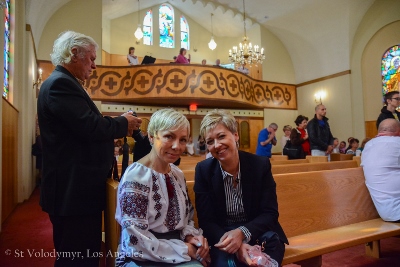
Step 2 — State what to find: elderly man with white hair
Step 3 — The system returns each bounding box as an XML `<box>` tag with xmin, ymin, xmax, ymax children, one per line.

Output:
<box><xmin>361</xmin><ymin>118</ymin><xmax>400</xmax><ymax>222</ymax></box>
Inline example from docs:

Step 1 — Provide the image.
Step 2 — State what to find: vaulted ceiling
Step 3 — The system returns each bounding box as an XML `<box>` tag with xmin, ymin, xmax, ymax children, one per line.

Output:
<box><xmin>26</xmin><ymin>0</ymin><xmax>376</xmax><ymax>83</ymax></box>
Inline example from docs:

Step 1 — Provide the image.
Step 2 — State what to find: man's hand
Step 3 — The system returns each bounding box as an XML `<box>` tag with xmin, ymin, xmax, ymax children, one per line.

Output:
<box><xmin>326</xmin><ymin>145</ymin><xmax>333</xmax><ymax>154</ymax></box>
<box><xmin>236</xmin><ymin>243</ymin><xmax>257</xmax><ymax>266</ymax></box>
<box><xmin>214</xmin><ymin>228</ymin><xmax>244</xmax><ymax>254</ymax></box>
<box><xmin>122</xmin><ymin>112</ymin><xmax>142</xmax><ymax>136</ymax></box>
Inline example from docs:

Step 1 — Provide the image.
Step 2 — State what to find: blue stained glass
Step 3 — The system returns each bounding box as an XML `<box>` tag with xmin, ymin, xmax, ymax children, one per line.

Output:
<box><xmin>3</xmin><ymin>0</ymin><xmax>10</xmax><ymax>98</ymax></box>
<box><xmin>381</xmin><ymin>45</ymin><xmax>400</xmax><ymax>96</ymax></box>
<box><xmin>143</xmin><ymin>10</ymin><xmax>152</xmax><ymax>46</ymax></box>
<box><xmin>180</xmin><ymin>16</ymin><xmax>189</xmax><ymax>50</ymax></box>
<box><xmin>159</xmin><ymin>4</ymin><xmax>174</xmax><ymax>48</ymax></box>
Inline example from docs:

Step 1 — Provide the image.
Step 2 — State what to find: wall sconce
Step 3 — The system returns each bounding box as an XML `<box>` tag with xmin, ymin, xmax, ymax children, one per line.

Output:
<box><xmin>33</xmin><ymin>68</ymin><xmax>42</xmax><ymax>90</ymax></box>
<box><xmin>314</xmin><ymin>91</ymin><xmax>326</xmax><ymax>104</ymax></box>
<box><xmin>193</xmin><ymin>47</ymin><xmax>198</xmax><ymax>52</ymax></box>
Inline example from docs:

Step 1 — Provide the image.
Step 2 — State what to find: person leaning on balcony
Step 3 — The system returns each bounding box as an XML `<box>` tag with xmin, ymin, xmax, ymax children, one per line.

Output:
<box><xmin>127</xmin><ymin>46</ymin><xmax>139</xmax><ymax>65</ymax></box>
<box><xmin>37</xmin><ymin>30</ymin><xmax>141</xmax><ymax>267</ymax></box>
<box><xmin>175</xmin><ymin>48</ymin><xmax>191</xmax><ymax>64</ymax></box>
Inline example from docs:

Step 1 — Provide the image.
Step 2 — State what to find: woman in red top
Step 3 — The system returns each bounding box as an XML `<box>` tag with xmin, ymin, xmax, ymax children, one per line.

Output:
<box><xmin>290</xmin><ymin>115</ymin><xmax>311</xmax><ymax>157</ymax></box>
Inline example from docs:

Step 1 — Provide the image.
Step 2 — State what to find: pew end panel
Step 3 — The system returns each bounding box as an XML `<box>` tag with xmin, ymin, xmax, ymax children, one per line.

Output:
<box><xmin>275</xmin><ymin>167</ymin><xmax>400</xmax><ymax>266</ymax></box>
<box><xmin>105</xmin><ymin>179</ymin><xmax>121</xmax><ymax>267</ymax></box>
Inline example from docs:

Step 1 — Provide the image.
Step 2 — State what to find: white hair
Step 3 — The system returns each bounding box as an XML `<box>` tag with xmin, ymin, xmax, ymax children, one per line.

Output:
<box><xmin>147</xmin><ymin>108</ymin><xmax>190</xmax><ymax>137</ymax></box>
<box><xmin>50</xmin><ymin>31</ymin><xmax>98</xmax><ymax>66</ymax></box>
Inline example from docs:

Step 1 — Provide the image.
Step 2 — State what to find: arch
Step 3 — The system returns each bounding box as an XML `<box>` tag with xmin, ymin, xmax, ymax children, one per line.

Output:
<box><xmin>180</xmin><ymin>15</ymin><xmax>189</xmax><ymax>50</ymax></box>
<box><xmin>143</xmin><ymin>9</ymin><xmax>153</xmax><ymax>46</ymax></box>
<box><xmin>381</xmin><ymin>44</ymin><xmax>400</xmax><ymax>95</ymax></box>
<box><xmin>159</xmin><ymin>4</ymin><xmax>174</xmax><ymax>48</ymax></box>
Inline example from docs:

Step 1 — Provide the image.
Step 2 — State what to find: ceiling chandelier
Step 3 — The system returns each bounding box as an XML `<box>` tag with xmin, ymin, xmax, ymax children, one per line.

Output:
<box><xmin>208</xmin><ymin>13</ymin><xmax>217</xmax><ymax>50</ymax></box>
<box><xmin>228</xmin><ymin>0</ymin><xmax>265</xmax><ymax>65</ymax></box>
<box><xmin>134</xmin><ymin>0</ymin><xmax>144</xmax><ymax>40</ymax></box>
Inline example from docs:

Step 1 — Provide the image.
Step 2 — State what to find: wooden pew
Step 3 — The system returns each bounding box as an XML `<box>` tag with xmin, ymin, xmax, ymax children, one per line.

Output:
<box><xmin>306</xmin><ymin>156</ymin><xmax>328</xmax><ymax>163</ymax></box>
<box><xmin>271</xmin><ymin>155</ymin><xmax>288</xmax><ymax>160</ymax></box>
<box><xmin>271</xmin><ymin>159</ymin><xmax>309</xmax><ymax>165</ymax></box>
<box><xmin>275</xmin><ymin>167</ymin><xmax>400</xmax><ymax>266</ymax></box>
<box><xmin>330</xmin><ymin>153</ymin><xmax>354</xmax><ymax>161</ymax></box>
<box><xmin>271</xmin><ymin>160</ymin><xmax>358</xmax><ymax>175</ymax></box>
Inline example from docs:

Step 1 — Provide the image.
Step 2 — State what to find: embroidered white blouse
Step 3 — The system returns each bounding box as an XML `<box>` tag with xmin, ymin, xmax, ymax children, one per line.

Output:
<box><xmin>115</xmin><ymin>162</ymin><xmax>202</xmax><ymax>264</ymax></box>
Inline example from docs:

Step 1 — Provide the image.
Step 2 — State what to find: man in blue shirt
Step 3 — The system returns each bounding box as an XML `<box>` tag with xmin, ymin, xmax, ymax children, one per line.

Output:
<box><xmin>256</xmin><ymin>123</ymin><xmax>278</xmax><ymax>158</ymax></box>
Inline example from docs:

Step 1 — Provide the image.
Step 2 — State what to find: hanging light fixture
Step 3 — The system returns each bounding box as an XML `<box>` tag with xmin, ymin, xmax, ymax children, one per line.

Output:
<box><xmin>228</xmin><ymin>0</ymin><xmax>265</xmax><ymax>65</ymax></box>
<box><xmin>208</xmin><ymin>13</ymin><xmax>217</xmax><ymax>51</ymax></box>
<box><xmin>134</xmin><ymin>0</ymin><xmax>144</xmax><ymax>40</ymax></box>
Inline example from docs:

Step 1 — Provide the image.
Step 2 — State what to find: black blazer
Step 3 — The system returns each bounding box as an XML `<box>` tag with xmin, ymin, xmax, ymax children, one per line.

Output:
<box><xmin>194</xmin><ymin>151</ymin><xmax>288</xmax><ymax>245</ymax></box>
<box><xmin>37</xmin><ymin>65</ymin><xmax>128</xmax><ymax>216</ymax></box>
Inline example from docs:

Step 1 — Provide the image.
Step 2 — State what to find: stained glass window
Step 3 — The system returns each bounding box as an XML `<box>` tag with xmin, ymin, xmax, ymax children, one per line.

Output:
<box><xmin>180</xmin><ymin>16</ymin><xmax>189</xmax><ymax>50</ymax></box>
<box><xmin>159</xmin><ymin>4</ymin><xmax>174</xmax><ymax>48</ymax></box>
<box><xmin>143</xmin><ymin>10</ymin><xmax>152</xmax><ymax>46</ymax></box>
<box><xmin>3</xmin><ymin>0</ymin><xmax>10</xmax><ymax>99</ymax></box>
<box><xmin>381</xmin><ymin>45</ymin><xmax>400</xmax><ymax>96</ymax></box>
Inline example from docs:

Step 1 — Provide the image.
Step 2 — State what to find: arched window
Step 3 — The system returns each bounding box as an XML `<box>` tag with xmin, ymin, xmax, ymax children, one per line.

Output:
<box><xmin>159</xmin><ymin>4</ymin><xmax>174</xmax><ymax>48</ymax></box>
<box><xmin>3</xmin><ymin>0</ymin><xmax>11</xmax><ymax>98</ymax></box>
<box><xmin>180</xmin><ymin>16</ymin><xmax>189</xmax><ymax>50</ymax></box>
<box><xmin>381</xmin><ymin>45</ymin><xmax>400</xmax><ymax>96</ymax></box>
<box><xmin>143</xmin><ymin>9</ymin><xmax>153</xmax><ymax>46</ymax></box>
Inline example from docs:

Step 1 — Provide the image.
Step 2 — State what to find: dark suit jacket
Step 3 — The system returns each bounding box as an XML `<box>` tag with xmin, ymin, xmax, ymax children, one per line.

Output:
<box><xmin>194</xmin><ymin>151</ymin><xmax>288</xmax><ymax>246</ymax></box>
<box><xmin>37</xmin><ymin>65</ymin><xmax>128</xmax><ymax>216</ymax></box>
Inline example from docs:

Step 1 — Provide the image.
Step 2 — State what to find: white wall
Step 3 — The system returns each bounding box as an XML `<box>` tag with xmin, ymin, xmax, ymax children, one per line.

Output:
<box><xmin>37</xmin><ymin>0</ymin><xmax>103</xmax><ymax>64</ymax></box>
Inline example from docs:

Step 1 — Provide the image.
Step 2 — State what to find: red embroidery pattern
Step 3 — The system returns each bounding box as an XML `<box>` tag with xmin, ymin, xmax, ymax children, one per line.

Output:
<box><xmin>152</xmin><ymin>174</ymin><xmax>162</xmax><ymax>220</ymax></box>
<box><xmin>120</xmin><ymin>191</ymin><xmax>148</xmax><ymax>219</ymax></box>
<box><xmin>164</xmin><ymin>174</ymin><xmax>181</xmax><ymax>231</ymax></box>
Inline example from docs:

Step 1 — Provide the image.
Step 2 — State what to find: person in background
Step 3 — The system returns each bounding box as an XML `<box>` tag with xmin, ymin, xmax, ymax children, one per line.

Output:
<box><xmin>307</xmin><ymin>104</ymin><xmax>334</xmax><ymax>158</ymax></box>
<box><xmin>214</xmin><ymin>59</ymin><xmax>221</xmax><ymax>67</ymax></box>
<box><xmin>175</xmin><ymin>48</ymin><xmax>191</xmax><ymax>64</ymax></box>
<box><xmin>339</xmin><ymin>141</ymin><xmax>347</xmax><ymax>154</ymax></box>
<box><xmin>376</xmin><ymin>90</ymin><xmax>400</xmax><ymax>129</ymax></box>
<box><xmin>332</xmin><ymin>137</ymin><xmax>339</xmax><ymax>153</ymax></box>
<box><xmin>198</xmin><ymin>135</ymin><xmax>206</xmax><ymax>155</ymax></box>
<box><xmin>127</xmin><ymin>46</ymin><xmax>139</xmax><ymax>66</ymax></box>
<box><xmin>194</xmin><ymin>109</ymin><xmax>288</xmax><ymax>267</ymax></box>
<box><xmin>290</xmin><ymin>115</ymin><xmax>310</xmax><ymax>157</ymax></box>
<box><xmin>237</xmin><ymin>63</ymin><xmax>249</xmax><ymax>75</ymax></box>
<box><xmin>186</xmin><ymin>136</ymin><xmax>195</xmax><ymax>156</ymax></box>
<box><xmin>358</xmin><ymin>137</ymin><xmax>372</xmax><ymax>153</ymax></box>
<box><xmin>37</xmin><ymin>31</ymin><xmax>141</xmax><ymax>267</ymax></box>
<box><xmin>281</xmin><ymin>125</ymin><xmax>292</xmax><ymax>149</ymax></box>
<box><xmin>201</xmin><ymin>59</ymin><xmax>207</xmax><ymax>65</ymax></box>
<box><xmin>256</xmin><ymin>123</ymin><xmax>278</xmax><ymax>158</ymax></box>
<box><xmin>361</xmin><ymin>118</ymin><xmax>400</xmax><ymax>222</ymax></box>
<box><xmin>121</xmin><ymin>136</ymin><xmax>130</xmax><ymax>177</ymax></box>
<box><xmin>116</xmin><ymin>108</ymin><xmax>210</xmax><ymax>266</ymax></box>
<box><xmin>345</xmin><ymin>138</ymin><xmax>359</xmax><ymax>155</ymax></box>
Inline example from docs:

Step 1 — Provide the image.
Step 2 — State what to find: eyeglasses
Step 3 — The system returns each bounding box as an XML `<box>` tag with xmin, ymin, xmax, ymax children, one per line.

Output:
<box><xmin>391</xmin><ymin>97</ymin><xmax>400</xmax><ymax>101</ymax></box>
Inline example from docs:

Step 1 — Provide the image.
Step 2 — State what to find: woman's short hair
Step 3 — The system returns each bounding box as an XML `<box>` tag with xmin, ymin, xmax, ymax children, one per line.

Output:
<box><xmin>200</xmin><ymin>109</ymin><xmax>237</xmax><ymax>137</ymax></box>
<box><xmin>282</xmin><ymin>125</ymin><xmax>292</xmax><ymax>132</ymax></box>
<box><xmin>128</xmin><ymin>47</ymin><xmax>135</xmax><ymax>53</ymax></box>
<box><xmin>50</xmin><ymin>31</ymin><xmax>98</xmax><ymax>66</ymax></box>
<box><xmin>294</xmin><ymin>115</ymin><xmax>308</xmax><ymax>126</ymax></box>
<box><xmin>179</xmin><ymin>48</ymin><xmax>186</xmax><ymax>55</ymax></box>
<box><xmin>147</xmin><ymin>108</ymin><xmax>190</xmax><ymax>137</ymax></box>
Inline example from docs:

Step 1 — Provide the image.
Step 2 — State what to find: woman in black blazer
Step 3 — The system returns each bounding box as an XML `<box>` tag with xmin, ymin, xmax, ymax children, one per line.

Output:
<box><xmin>194</xmin><ymin>110</ymin><xmax>288</xmax><ymax>267</ymax></box>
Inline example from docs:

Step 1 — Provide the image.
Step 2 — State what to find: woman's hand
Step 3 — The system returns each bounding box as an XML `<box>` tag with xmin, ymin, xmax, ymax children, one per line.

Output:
<box><xmin>236</xmin><ymin>243</ymin><xmax>258</xmax><ymax>266</ymax></box>
<box><xmin>214</xmin><ymin>228</ymin><xmax>244</xmax><ymax>254</ymax></box>
<box><xmin>185</xmin><ymin>235</ymin><xmax>211</xmax><ymax>266</ymax></box>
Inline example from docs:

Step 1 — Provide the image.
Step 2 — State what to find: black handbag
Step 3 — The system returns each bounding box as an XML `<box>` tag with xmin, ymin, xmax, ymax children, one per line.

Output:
<box><xmin>283</xmin><ymin>140</ymin><xmax>304</xmax><ymax>159</ymax></box>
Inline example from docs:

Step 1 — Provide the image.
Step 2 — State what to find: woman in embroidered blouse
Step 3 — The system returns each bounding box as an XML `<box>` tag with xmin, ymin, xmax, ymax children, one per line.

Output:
<box><xmin>116</xmin><ymin>108</ymin><xmax>210</xmax><ymax>267</ymax></box>
<box><xmin>194</xmin><ymin>109</ymin><xmax>288</xmax><ymax>267</ymax></box>
<box><xmin>175</xmin><ymin>48</ymin><xmax>191</xmax><ymax>64</ymax></box>
<box><xmin>290</xmin><ymin>115</ymin><xmax>311</xmax><ymax>157</ymax></box>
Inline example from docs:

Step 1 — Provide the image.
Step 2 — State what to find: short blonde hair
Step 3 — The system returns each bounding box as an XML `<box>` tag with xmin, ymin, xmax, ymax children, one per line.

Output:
<box><xmin>147</xmin><ymin>108</ymin><xmax>190</xmax><ymax>137</ymax></box>
<box><xmin>200</xmin><ymin>109</ymin><xmax>237</xmax><ymax>137</ymax></box>
<box><xmin>283</xmin><ymin>125</ymin><xmax>292</xmax><ymax>132</ymax></box>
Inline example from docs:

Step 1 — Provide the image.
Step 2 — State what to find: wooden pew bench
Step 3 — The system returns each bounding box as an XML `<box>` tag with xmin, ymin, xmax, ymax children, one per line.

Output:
<box><xmin>271</xmin><ymin>159</ymin><xmax>309</xmax><ymax>165</ymax></box>
<box><xmin>275</xmin><ymin>167</ymin><xmax>400</xmax><ymax>266</ymax></box>
<box><xmin>271</xmin><ymin>160</ymin><xmax>358</xmax><ymax>175</ymax></box>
